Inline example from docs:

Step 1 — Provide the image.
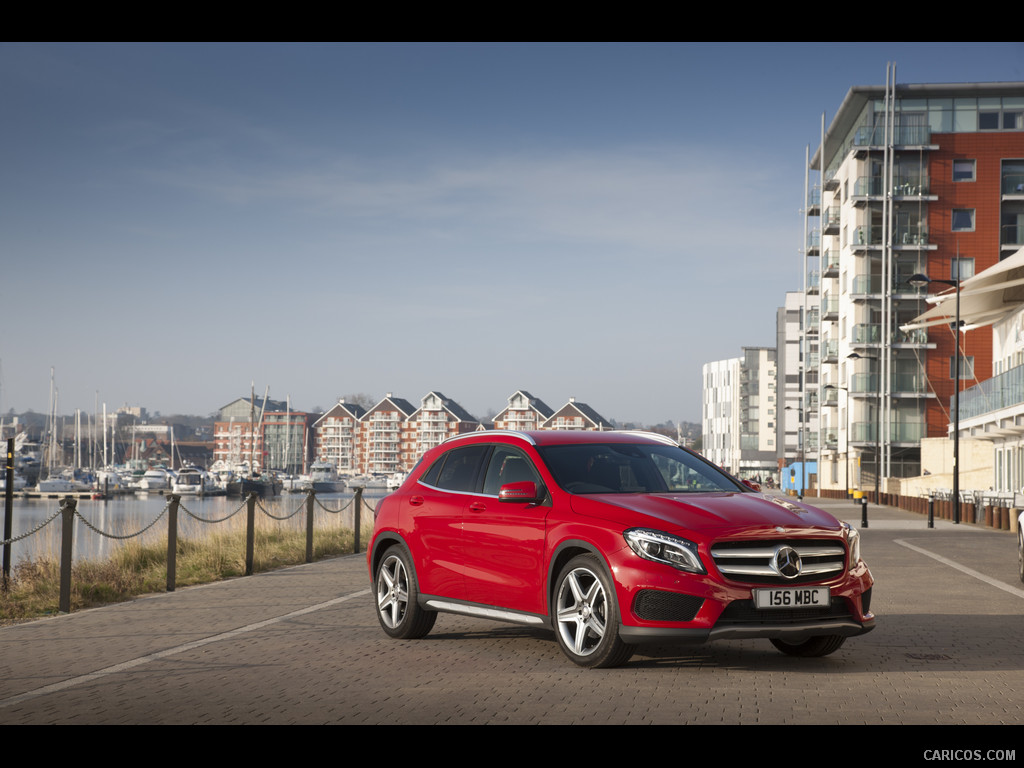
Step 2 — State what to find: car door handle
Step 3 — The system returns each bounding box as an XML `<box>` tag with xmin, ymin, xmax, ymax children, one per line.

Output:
<box><xmin>409</xmin><ymin>496</ymin><xmax>424</xmax><ymax>506</ymax></box>
<box><xmin>468</xmin><ymin>501</ymin><xmax>487</xmax><ymax>512</ymax></box>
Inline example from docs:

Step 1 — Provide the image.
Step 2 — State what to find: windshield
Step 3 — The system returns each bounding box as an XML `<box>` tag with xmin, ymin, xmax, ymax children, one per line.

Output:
<box><xmin>537</xmin><ymin>443</ymin><xmax>744</xmax><ymax>495</ymax></box>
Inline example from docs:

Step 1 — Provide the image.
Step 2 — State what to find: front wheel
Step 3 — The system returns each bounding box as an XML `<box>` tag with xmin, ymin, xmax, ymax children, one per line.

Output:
<box><xmin>375</xmin><ymin>546</ymin><xmax>436</xmax><ymax>639</ymax></box>
<box><xmin>770</xmin><ymin>635</ymin><xmax>846</xmax><ymax>657</ymax></box>
<box><xmin>553</xmin><ymin>554</ymin><xmax>635</xmax><ymax>668</ymax></box>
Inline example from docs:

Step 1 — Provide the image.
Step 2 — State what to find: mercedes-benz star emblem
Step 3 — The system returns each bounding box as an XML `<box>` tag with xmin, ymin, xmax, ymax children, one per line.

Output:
<box><xmin>773</xmin><ymin>546</ymin><xmax>802</xmax><ymax>579</ymax></box>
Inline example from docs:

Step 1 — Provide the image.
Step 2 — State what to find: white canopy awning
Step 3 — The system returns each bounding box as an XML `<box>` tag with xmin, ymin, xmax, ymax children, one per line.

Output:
<box><xmin>902</xmin><ymin>246</ymin><xmax>1024</xmax><ymax>331</ymax></box>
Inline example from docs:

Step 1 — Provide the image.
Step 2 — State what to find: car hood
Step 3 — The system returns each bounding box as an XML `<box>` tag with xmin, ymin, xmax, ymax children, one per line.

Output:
<box><xmin>569</xmin><ymin>492</ymin><xmax>841</xmax><ymax>534</ymax></box>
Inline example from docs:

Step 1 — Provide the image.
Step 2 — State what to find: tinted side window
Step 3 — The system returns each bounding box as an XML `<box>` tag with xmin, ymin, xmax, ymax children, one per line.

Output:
<box><xmin>482</xmin><ymin>446</ymin><xmax>541</xmax><ymax>496</ymax></box>
<box><xmin>434</xmin><ymin>445</ymin><xmax>490</xmax><ymax>493</ymax></box>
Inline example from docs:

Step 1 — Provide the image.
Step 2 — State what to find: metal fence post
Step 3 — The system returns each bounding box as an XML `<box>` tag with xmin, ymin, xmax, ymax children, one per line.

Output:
<box><xmin>305</xmin><ymin>490</ymin><xmax>315</xmax><ymax>563</ymax></box>
<box><xmin>59</xmin><ymin>496</ymin><xmax>76</xmax><ymax>613</ymax></box>
<box><xmin>166</xmin><ymin>494</ymin><xmax>180</xmax><ymax>592</ymax></box>
<box><xmin>245</xmin><ymin>492</ymin><xmax>257</xmax><ymax>576</ymax></box>
<box><xmin>352</xmin><ymin>487</ymin><xmax>363</xmax><ymax>554</ymax></box>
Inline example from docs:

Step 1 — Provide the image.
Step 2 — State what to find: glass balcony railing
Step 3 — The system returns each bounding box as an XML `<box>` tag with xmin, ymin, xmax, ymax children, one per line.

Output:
<box><xmin>851</xmin><ymin>275</ymin><xmax>881</xmax><ymax>295</ymax></box>
<box><xmin>850</xmin><ymin>372</ymin><xmax>928</xmax><ymax>394</ymax></box>
<box><xmin>854</xmin><ymin>124</ymin><xmax>932</xmax><ymax>146</ymax></box>
<box><xmin>958</xmin><ymin>363</ymin><xmax>1024</xmax><ymax>420</ymax></box>
<box><xmin>894</xmin><ymin>224</ymin><xmax>929</xmax><ymax>245</ymax></box>
<box><xmin>850</xmin><ymin>422</ymin><xmax>925</xmax><ymax>442</ymax></box>
<box><xmin>1002</xmin><ymin>174</ymin><xmax>1024</xmax><ymax>194</ymax></box>
<box><xmin>852</xmin><ymin>324</ymin><xmax>881</xmax><ymax>344</ymax></box>
<box><xmin>1002</xmin><ymin>223</ymin><xmax>1024</xmax><ymax>247</ymax></box>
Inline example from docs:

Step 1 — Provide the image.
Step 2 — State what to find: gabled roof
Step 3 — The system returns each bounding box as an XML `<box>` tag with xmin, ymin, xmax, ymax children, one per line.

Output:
<box><xmin>543</xmin><ymin>399</ymin><xmax>613</xmax><ymax>429</ymax></box>
<box><xmin>412</xmin><ymin>391</ymin><xmax>478</xmax><ymax>423</ymax></box>
<box><xmin>362</xmin><ymin>394</ymin><xmax>416</xmax><ymax>419</ymax></box>
<box><xmin>499</xmin><ymin>389</ymin><xmax>554</xmax><ymax>419</ymax></box>
<box><xmin>314</xmin><ymin>400</ymin><xmax>367</xmax><ymax>427</ymax></box>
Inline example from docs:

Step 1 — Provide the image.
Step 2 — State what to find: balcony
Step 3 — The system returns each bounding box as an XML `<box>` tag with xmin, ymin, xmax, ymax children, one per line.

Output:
<box><xmin>849</xmin><ymin>372</ymin><xmax>930</xmax><ymax>396</ymax></box>
<box><xmin>1002</xmin><ymin>173</ymin><xmax>1024</xmax><ymax>196</ymax></box>
<box><xmin>851</xmin><ymin>324</ymin><xmax>881</xmax><ymax>345</ymax></box>
<box><xmin>823</xmin><ymin>206</ymin><xmax>840</xmax><ymax>234</ymax></box>
<box><xmin>822</xmin><ymin>251</ymin><xmax>840</xmax><ymax>277</ymax></box>
<box><xmin>853</xmin><ymin>123</ymin><xmax>932</xmax><ymax>148</ymax></box>
<box><xmin>850</xmin><ymin>422</ymin><xmax>925</xmax><ymax>443</ymax></box>
<box><xmin>959</xmin><ymin>363</ymin><xmax>1024</xmax><ymax>421</ymax></box>
<box><xmin>822</xmin><ymin>296</ymin><xmax>839</xmax><ymax>321</ymax></box>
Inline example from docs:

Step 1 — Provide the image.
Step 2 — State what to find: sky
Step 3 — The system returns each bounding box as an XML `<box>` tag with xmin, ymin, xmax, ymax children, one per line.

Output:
<box><xmin>3</xmin><ymin>42</ymin><xmax>1024</xmax><ymax>426</ymax></box>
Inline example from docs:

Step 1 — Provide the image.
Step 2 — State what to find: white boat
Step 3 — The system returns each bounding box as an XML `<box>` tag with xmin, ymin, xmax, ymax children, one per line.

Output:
<box><xmin>35</xmin><ymin>470</ymin><xmax>90</xmax><ymax>494</ymax></box>
<box><xmin>139</xmin><ymin>468</ymin><xmax>172</xmax><ymax>491</ymax></box>
<box><xmin>309</xmin><ymin>461</ymin><xmax>346</xmax><ymax>493</ymax></box>
<box><xmin>171</xmin><ymin>467</ymin><xmax>221</xmax><ymax>496</ymax></box>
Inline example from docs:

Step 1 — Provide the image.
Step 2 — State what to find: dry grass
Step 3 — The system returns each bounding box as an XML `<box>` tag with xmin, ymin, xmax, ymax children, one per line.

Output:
<box><xmin>0</xmin><ymin>515</ymin><xmax>369</xmax><ymax>624</ymax></box>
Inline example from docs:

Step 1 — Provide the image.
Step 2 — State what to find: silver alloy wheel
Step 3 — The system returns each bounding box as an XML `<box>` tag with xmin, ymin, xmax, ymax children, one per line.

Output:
<box><xmin>377</xmin><ymin>554</ymin><xmax>409</xmax><ymax>629</ymax></box>
<box><xmin>556</xmin><ymin>566</ymin><xmax>607</xmax><ymax>657</ymax></box>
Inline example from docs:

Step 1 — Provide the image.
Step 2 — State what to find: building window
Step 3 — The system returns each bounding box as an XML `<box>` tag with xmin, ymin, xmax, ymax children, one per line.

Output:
<box><xmin>952</xmin><ymin>257</ymin><xmax>975</xmax><ymax>281</ymax></box>
<box><xmin>980</xmin><ymin>111</ymin><xmax>1001</xmax><ymax>130</ymax></box>
<box><xmin>950</xmin><ymin>356</ymin><xmax>975</xmax><ymax>379</ymax></box>
<box><xmin>953</xmin><ymin>159</ymin><xmax>976</xmax><ymax>182</ymax></box>
<box><xmin>952</xmin><ymin>209</ymin><xmax>975</xmax><ymax>232</ymax></box>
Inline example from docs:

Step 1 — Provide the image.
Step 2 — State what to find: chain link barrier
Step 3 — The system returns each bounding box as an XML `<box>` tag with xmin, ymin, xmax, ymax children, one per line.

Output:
<box><xmin>74</xmin><ymin>498</ymin><xmax>171</xmax><ymax>541</ymax></box>
<box><xmin>0</xmin><ymin>489</ymin><xmax>371</xmax><ymax>551</ymax></box>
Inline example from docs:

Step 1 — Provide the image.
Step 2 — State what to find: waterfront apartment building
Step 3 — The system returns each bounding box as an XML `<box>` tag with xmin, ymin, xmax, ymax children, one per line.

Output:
<box><xmin>313</xmin><ymin>400</ymin><xmax>367</xmax><ymax>474</ymax></box>
<box><xmin>357</xmin><ymin>394</ymin><xmax>417</xmax><ymax>475</ymax></box>
<box><xmin>776</xmin><ymin>291</ymin><xmax>817</xmax><ymax>472</ymax></box>
<box><xmin>702</xmin><ymin>348</ymin><xmax>777</xmax><ymax>480</ymax></box>
<box><xmin>407</xmin><ymin>391</ymin><xmax>480</xmax><ymax>458</ymax></box>
<box><xmin>803</xmin><ymin>77</ymin><xmax>1024</xmax><ymax>495</ymax></box>
<box><xmin>491</xmin><ymin>390</ymin><xmax>554</xmax><ymax>431</ymax></box>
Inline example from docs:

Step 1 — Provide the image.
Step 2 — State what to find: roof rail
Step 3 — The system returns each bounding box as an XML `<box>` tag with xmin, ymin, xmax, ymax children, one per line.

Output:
<box><xmin>442</xmin><ymin>430</ymin><xmax>537</xmax><ymax>446</ymax></box>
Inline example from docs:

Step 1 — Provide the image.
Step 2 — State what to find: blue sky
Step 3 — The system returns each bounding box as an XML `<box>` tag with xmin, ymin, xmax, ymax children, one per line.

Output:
<box><xmin>3</xmin><ymin>42</ymin><xmax>1024</xmax><ymax>425</ymax></box>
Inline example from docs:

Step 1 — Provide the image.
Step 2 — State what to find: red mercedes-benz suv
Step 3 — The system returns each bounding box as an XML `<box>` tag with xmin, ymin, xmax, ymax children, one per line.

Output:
<box><xmin>369</xmin><ymin>430</ymin><xmax>874</xmax><ymax>667</ymax></box>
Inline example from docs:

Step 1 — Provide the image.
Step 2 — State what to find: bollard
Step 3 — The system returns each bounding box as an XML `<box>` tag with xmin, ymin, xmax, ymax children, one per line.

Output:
<box><xmin>245</xmin><ymin>492</ymin><xmax>257</xmax><ymax>576</ymax></box>
<box><xmin>166</xmin><ymin>494</ymin><xmax>180</xmax><ymax>592</ymax></box>
<box><xmin>353</xmin><ymin>487</ymin><xmax>363</xmax><ymax>554</ymax></box>
<box><xmin>928</xmin><ymin>494</ymin><xmax>934</xmax><ymax>528</ymax></box>
<box><xmin>860</xmin><ymin>496</ymin><xmax>869</xmax><ymax>529</ymax></box>
<box><xmin>59</xmin><ymin>496</ymin><xmax>76</xmax><ymax>613</ymax></box>
<box><xmin>305</xmin><ymin>490</ymin><xmax>315</xmax><ymax>563</ymax></box>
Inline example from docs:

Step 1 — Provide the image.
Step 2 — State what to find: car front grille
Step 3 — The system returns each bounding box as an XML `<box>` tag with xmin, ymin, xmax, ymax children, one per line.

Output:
<box><xmin>710</xmin><ymin>540</ymin><xmax>846</xmax><ymax>585</ymax></box>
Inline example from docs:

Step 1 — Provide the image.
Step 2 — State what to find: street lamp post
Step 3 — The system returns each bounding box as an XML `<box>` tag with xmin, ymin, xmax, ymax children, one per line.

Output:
<box><xmin>909</xmin><ymin>273</ymin><xmax>962</xmax><ymax>525</ymax></box>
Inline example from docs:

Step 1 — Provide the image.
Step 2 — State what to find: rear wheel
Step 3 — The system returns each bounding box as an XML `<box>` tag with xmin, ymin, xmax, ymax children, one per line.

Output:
<box><xmin>375</xmin><ymin>546</ymin><xmax>436</xmax><ymax>639</ymax></box>
<box><xmin>770</xmin><ymin>635</ymin><xmax>846</xmax><ymax>657</ymax></box>
<box><xmin>553</xmin><ymin>554</ymin><xmax>635</xmax><ymax>668</ymax></box>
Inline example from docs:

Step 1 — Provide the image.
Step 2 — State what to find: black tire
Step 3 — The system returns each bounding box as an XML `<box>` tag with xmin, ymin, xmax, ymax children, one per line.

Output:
<box><xmin>553</xmin><ymin>554</ymin><xmax>635</xmax><ymax>668</ymax></box>
<box><xmin>770</xmin><ymin>635</ymin><xmax>846</xmax><ymax>657</ymax></box>
<box><xmin>374</xmin><ymin>546</ymin><xmax>436</xmax><ymax>639</ymax></box>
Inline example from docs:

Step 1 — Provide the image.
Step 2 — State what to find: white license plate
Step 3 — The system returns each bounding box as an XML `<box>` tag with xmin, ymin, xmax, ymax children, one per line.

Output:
<box><xmin>753</xmin><ymin>586</ymin><xmax>829</xmax><ymax>609</ymax></box>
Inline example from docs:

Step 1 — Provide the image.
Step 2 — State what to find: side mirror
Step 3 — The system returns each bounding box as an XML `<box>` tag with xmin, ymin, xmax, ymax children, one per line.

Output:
<box><xmin>498</xmin><ymin>481</ymin><xmax>545</xmax><ymax>504</ymax></box>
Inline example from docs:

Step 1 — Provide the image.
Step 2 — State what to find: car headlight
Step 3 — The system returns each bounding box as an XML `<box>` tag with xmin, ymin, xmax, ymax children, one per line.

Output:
<box><xmin>841</xmin><ymin>521</ymin><xmax>861</xmax><ymax>569</ymax></box>
<box><xmin>624</xmin><ymin>528</ymin><xmax>705</xmax><ymax>574</ymax></box>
